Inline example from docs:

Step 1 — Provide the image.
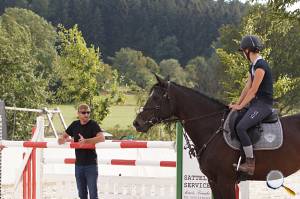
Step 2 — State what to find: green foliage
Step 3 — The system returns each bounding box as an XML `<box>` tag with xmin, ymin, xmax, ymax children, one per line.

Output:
<box><xmin>159</xmin><ymin>59</ymin><xmax>187</xmax><ymax>85</ymax></box>
<box><xmin>216</xmin><ymin>4</ymin><xmax>300</xmax><ymax>113</ymax></box>
<box><xmin>0</xmin><ymin>8</ymin><xmax>51</xmax><ymax>140</ymax></box>
<box><xmin>154</xmin><ymin>36</ymin><xmax>182</xmax><ymax>62</ymax></box>
<box><xmin>56</xmin><ymin>25</ymin><xmax>103</xmax><ymax>103</ymax></box>
<box><xmin>216</xmin><ymin>48</ymin><xmax>249</xmax><ymax>103</ymax></box>
<box><xmin>110</xmin><ymin>48</ymin><xmax>158</xmax><ymax>89</ymax></box>
<box><xmin>274</xmin><ymin>76</ymin><xmax>300</xmax><ymax>113</ymax></box>
<box><xmin>184</xmin><ymin>56</ymin><xmax>223</xmax><ymax>96</ymax></box>
<box><xmin>2</xmin><ymin>8</ymin><xmax>58</xmax><ymax>80</ymax></box>
<box><xmin>55</xmin><ymin>25</ymin><xmax>122</xmax><ymax>123</ymax></box>
<box><xmin>1</xmin><ymin>0</ymin><xmax>248</xmax><ymax>64</ymax></box>
<box><xmin>268</xmin><ymin>0</ymin><xmax>300</xmax><ymax>18</ymax></box>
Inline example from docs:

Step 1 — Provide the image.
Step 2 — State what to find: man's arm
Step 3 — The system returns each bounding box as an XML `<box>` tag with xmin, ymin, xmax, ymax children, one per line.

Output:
<box><xmin>58</xmin><ymin>132</ymin><xmax>73</xmax><ymax>145</ymax></box>
<box><xmin>79</xmin><ymin>132</ymin><xmax>105</xmax><ymax>145</ymax></box>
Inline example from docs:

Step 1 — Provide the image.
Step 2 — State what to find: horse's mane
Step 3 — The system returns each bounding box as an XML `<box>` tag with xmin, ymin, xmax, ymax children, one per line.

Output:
<box><xmin>150</xmin><ymin>81</ymin><xmax>227</xmax><ymax>108</ymax></box>
<box><xmin>172</xmin><ymin>82</ymin><xmax>227</xmax><ymax>108</ymax></box>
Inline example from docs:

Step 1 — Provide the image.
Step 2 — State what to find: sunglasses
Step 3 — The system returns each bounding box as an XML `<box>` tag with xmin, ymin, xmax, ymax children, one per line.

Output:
<box><xmin>80</xmin><ymin>111</ymin><xmax>90</xmax><ymax>115</ymax></box>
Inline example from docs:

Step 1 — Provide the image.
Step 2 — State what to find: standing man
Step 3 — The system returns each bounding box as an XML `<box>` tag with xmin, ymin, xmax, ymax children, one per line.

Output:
<box><xmin>58</xmin><ymin>104</ymin><xmax>105</xmax><ymax>199</ymax></box>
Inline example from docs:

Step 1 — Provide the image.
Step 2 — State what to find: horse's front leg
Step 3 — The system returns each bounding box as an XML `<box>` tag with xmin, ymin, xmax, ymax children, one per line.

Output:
<box><xmin>208</xmin><ymin>179</ymin><xmax>222</xmax><ymax>199</ymax></box>
<box><xmin>216</xmin><ymin>179</ymin><xmax>237</xmax><ymax>199</ymax></box>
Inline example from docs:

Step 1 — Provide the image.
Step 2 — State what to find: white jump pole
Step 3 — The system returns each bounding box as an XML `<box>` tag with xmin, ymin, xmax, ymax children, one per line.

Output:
<box><xmin>4</xmin><ymin>107</ymin><xmax>60</xmax><ymax>114</ymax></box>
<box><xmin>0</xmin><ymin>140</ymin><xmax>175</xmax><ymax>149</ymax></box>
<box><xmin>43</xmin><ymin>158</ymin><xmax>176</xmax><ymax>167</ymax></box>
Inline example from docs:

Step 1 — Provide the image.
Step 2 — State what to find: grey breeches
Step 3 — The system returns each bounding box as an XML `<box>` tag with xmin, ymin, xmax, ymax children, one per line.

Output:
<box><xmin>236</xmin><ymin>99</ymin><xmax>272</xmax><ymax>147</ymax></box>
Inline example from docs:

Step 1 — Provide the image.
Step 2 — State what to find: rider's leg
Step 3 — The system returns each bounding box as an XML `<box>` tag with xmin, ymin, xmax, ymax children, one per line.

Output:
<box><xmin>233</xmin><ymin>100</ymin><xmax>272</xmax><ymax>175</ymax></box>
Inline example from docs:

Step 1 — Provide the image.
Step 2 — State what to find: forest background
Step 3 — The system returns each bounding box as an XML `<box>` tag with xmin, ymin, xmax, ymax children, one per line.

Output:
<box><xmin>0</xmin><ymin>0</ymin><xmax>299</xmax><ymax>140</ymax></box>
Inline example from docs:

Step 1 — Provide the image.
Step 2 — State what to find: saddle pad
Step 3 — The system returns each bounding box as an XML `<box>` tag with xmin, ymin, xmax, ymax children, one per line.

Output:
<box><xmin>223</xmin><ymin>110</ymin><xmax>283</xmax><ymax>150</ymax></box>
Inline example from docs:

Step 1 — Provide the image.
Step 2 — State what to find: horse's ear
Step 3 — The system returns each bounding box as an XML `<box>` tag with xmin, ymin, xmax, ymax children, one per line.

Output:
<box><xmin>165</xmin><ymin>75</ymin><xmax>170</xmax><ymax>81</ymax></box>
<box><xmin>154</xmin><ymin>73</ymin><xmax>164</xmax><ymax>84</ymax></box>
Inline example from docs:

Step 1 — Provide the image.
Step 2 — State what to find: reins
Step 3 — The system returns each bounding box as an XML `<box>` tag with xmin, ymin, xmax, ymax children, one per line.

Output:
<box><xmin>182</xmin><ymin>109</ymin><xmax>229</xmax><ymax>162</ymax></box>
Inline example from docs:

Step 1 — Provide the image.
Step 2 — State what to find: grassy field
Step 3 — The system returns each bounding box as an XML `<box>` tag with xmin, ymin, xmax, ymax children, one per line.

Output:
<box><xmin>51</xmin><ymin>94</ymin><xmax>138</xmax><ymax>131</ymax></box>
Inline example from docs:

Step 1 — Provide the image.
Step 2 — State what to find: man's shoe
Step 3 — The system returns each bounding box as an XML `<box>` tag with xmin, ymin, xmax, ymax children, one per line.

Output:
<box><xmin>233</xmin><ymin>157</ymin><xmax>255</xmax><ymax>175</ymax></box>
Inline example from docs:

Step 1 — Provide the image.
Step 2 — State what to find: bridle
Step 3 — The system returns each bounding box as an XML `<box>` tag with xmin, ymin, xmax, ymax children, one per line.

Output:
<box><xmin>138</xmin><ymin>82</ymin><xmax>173</xmax><ymax>126</ymax></box>
<box><xmin>139</xmin><ymin>81</ymin><xmax>229</xmax><ymax>162</ymax></box>
<box><xmin>140</xmin><ymin>81</ymin><xmax>225</xmax><ymax>125</ymax></box>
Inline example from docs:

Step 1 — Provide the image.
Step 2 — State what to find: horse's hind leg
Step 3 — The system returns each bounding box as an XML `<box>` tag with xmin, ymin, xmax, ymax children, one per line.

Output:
<box><xmin>209</xmin><ymin>180</ymin><xmax>222</xmax><ymax>199</ymax></box>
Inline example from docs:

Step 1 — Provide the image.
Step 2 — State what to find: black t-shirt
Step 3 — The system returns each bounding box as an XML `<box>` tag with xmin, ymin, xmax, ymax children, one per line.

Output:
<box><xmin>249</xmin><ymin>59</ymin><xmax>273</xmax><ymax>105</ymax></box>
<box><xmin>66</xmin><ymin>120</ymin><xmax>102</xmax><ymax>165</ymax></box>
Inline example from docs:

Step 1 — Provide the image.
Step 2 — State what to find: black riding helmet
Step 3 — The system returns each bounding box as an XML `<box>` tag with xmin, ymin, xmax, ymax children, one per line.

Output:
<box><xmin>239</xmin><ymin>35</ymin><xmax>263</xmax><ymax>53</ymax></box>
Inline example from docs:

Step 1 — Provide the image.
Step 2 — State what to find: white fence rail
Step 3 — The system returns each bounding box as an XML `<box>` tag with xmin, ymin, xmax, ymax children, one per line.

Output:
<box><xmin>2</xmin><ymin>175</ymin><xmax>176</xmax><ymax>199</ymax></box>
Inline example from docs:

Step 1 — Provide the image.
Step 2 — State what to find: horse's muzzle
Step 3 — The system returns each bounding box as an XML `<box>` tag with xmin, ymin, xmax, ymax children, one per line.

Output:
<box><xmin>133</xmin><ymin>119</ymin><xmax>149</xmax><ymax>132</ymax></box>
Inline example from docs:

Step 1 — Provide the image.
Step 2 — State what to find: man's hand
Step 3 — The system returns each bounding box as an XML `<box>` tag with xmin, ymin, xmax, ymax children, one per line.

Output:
<box><xmin>58</xmin><ymin>132</ymin><xmax>73</xmax><ymax>145</ymax></box>
<box><xmin>65</xmin><ymin>137</ymin><xmax>73</xmax><ymax>142</ymax></box>
<box><xmin>58</xmin><ymin>137</ymin><xmax>66</xmax><ymax>145</ymax></box>
<box><xmin>78</xmin><ymin>134</ymin><xmax>86</xmax><ymax>146</ymax></box>
<box><xmin>0</xmin><ymin>144</ymin><xmax>5</xmax><ymax>151</ymax></box>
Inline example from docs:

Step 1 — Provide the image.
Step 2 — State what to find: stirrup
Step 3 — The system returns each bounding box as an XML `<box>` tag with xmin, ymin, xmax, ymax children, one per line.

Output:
<box><xmin>235</xmin><ymin>156</ymin><xmax>242</xmax><ymax>171</ymax></box>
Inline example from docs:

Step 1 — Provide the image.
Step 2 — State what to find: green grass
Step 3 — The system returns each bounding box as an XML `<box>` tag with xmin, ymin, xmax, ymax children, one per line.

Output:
<box><xmin>101</xmin><ymin>105</ymin><xmax>137</xmax><ymax>129</ymax></box>
<box><xmin>51</xmin><ymin>94</ymin><xmax>138</xmax><ymax>131</ymax></box>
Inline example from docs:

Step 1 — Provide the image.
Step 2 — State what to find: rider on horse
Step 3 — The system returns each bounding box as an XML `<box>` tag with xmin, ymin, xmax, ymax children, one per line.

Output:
<box><xmin>230</xmin><ymin>35</ymin><xmax>274</xmax><ymax>175</ymax></box>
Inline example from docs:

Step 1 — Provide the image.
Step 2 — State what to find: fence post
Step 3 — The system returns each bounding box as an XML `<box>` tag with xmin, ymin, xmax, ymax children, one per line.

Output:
<box><xmin>0</xmin><ymin>100</ymin><xmax>7</xmax><ymax>199</ymax></box>
<box><xmin>176</xmin><ymin>122</ymin><xmax>183</xmax><ymax>199</ymax></box>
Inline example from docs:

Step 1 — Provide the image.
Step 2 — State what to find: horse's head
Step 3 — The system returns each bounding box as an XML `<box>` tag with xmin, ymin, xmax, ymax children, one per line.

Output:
<box><xmin>133</xmin><ymin>74</ymin><xmax>175</xmax><ymax>132</ymax></box>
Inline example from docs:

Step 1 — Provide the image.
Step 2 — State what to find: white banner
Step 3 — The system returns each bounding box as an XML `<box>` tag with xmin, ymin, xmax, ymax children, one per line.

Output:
<box><xmin>182</xmin><ymin>133</ymin><xmax>211</xmax><ymax>199</ymax></box>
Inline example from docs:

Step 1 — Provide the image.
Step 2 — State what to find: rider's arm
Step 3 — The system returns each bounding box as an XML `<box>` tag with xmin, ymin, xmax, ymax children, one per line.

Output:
<box><xmin>237</xmin><ymin>74</ymin><xmax>252</xmax><ymax>105</ymax></box>
<box><xmin>239</xmin><ymin>68</ymin><xmax>265</xmax><ymax>108</ymax></box>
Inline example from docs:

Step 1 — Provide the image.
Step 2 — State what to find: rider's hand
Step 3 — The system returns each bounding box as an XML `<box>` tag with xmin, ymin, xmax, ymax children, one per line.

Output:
<box><xmin>228</xmin><ymin>103</ymin><xmax>237</xmax><ymax>109</ymax></box>
<box><xmin>230</xmin><ymin>104</ymin><xmax>243</xmax><ymax>110</ymax></box>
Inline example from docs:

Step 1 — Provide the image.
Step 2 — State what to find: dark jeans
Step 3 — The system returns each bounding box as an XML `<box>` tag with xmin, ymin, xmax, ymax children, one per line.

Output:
<box><xmin>236</xmin><ymin>99</ymin><xmax>272</xmax><ymax>147</ymax></box>
<box><xmin>75</xmin><ymin>164</ymin><xmax>99</xmax><ymax>199</ymax></box>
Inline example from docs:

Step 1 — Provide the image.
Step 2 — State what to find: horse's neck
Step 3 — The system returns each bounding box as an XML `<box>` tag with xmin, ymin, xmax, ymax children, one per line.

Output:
<box><xmin>182</xmin><ymin>115</ymin><xmax>223</xmax><ymax>150</ymax></box>
<box><xmin>172</xmin><ymin>86</ymin><xmax>224</xmax><ymax>148</ymax></box>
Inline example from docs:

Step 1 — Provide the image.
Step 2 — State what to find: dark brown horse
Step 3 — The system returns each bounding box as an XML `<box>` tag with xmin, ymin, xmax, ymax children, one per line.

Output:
<box><xmin>133</xmin><ymin>75</ymin><xmax>300</xmax><ymax>199</ymax></box>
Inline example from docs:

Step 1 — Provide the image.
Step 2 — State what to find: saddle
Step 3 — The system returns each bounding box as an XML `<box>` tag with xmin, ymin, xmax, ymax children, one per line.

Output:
<box><xmin>223</xmin><ymin>109</ymin><xmax>283</xmax><ymax>151</ymax></box>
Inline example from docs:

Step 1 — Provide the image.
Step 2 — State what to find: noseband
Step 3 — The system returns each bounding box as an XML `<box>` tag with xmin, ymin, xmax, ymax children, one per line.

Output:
<box><xmin>139</xmin><ymin>82</ymin><xmax>173</xmax><ymax>126</ymax></box>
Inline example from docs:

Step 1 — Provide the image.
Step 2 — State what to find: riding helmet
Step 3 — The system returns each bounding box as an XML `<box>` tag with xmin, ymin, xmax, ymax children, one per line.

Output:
<box><xmin>239</xmin><ymin>35</ymin><xmax>263</xmax><ymax>52</ymax></box>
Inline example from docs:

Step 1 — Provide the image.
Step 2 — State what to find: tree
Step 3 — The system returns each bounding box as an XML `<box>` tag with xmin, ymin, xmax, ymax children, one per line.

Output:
<box><xmin>268</xmin><ymin>0</ymin><xmax>300</xmax><ymax>18</ymax></box>
<box><xmin>3</xmin><ymin>8</ymin><xmax>58</xmax><ymax>80</ymax></box>
<box><xmin>110</xmin><ymin>48</ymin><xmax>158</xmax><ymax>89</ymax></box>
<box><xmin>55</xmin><ymin>25</ymin><xmax>122</xmax><ymax>123</ymax></box>
<box><xmin>0</xmin><ymin>9</ymin><xmax>49</xmax><ymax>140</ymax></box>
<box><xmin>184</xmin><ymin>56</ymin><xmax>222</xmax><ymax>95</ymax></box>
<box><xmin>1</xmin><ymin>0</ymin><xmax>248</xmax><ymax>65</ymax></box>
<box><xmin>159</xmin><ymin>59</ymin><xmax>187</xmax><ymax>85</ymax></box>
<box><xmin>29</xmin><ymin>0</ymin><xmax>49</xmax><ymax>16</ymax></box>
<box><xmin>154</xmin><ymin>36</ymin><xmax>182</xmax><ymax>62</ymax></box>
<box><xmin>216</xmin><ymin>4</ymin><xmax>300</xmax><ymax>113</ymax></box>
